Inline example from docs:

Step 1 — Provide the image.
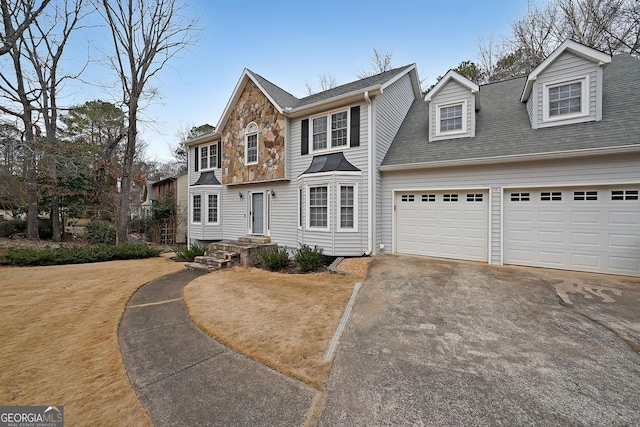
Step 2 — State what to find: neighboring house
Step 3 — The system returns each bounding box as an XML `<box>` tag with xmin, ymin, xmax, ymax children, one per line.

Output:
<box><xmin>153</xmin><ymin>174</ymin><xmax>188</xmax><ymax>243</ymax></box>
<box><xmin>188</xmin><ymin>40</ymin><xmax>640</xmax><ymax>277</ymax></box>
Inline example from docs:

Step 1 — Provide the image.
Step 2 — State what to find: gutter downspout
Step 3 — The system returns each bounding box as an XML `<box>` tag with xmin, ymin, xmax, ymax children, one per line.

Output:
<box><xmin>365</xmin><ymin>90</ymin><xmax>373</xmax><ymax>255</ymax></box>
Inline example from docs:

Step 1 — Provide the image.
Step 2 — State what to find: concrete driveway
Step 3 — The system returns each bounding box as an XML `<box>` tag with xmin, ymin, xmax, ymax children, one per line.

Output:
<box><xmin>318</xmin><ymin>255</ymin><xmax>640</xmax><ymax>426</ymax></box>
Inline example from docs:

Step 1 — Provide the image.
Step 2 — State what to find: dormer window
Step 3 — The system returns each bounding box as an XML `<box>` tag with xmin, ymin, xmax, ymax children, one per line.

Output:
<box><xmin>245</xmin><ymin>122</ymin><xmax>258</xmax><ymax>165</ymax></box>
<box><xmin>543</xmin><ymin>77</ymin><xmax>588</xmax><ymax>122</ymax></box>
<box><xmin>435</xmin><ymin>100</ymin><xmax>467</xmax><ymax>137</ymax></box>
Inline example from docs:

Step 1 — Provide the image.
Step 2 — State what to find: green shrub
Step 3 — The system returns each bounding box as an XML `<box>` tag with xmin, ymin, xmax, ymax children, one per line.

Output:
<box><xmin>85</xmin><ymin>220</ymin><xmax>116</xmax><ymax>245</ymax></box>
<box><xmin>294</xmin><ymin>244</ymin><xmax>325</xmax><ymax>272</ymax></box>
<box><xmin>0</xmin><ymin>220</ymin><xmax>26</xmax><ymax>237</ymax></box>
<box><xmin>5</xmin><ymin>244</ymin><xmax>161</xmax><ymax>267</ymax></box>
<box><xmin>38</xmin><ymin>219</ymin><xmax>53</xmax><ymax>240</ymax></box>
<box><xmin>260</xmin><ymin>246</ymin><xmax>290</xmax><ymax>271</ymax></box>
<box><xmin>174</xmin><ymin>245</ymin><xmax>206</xmax><ymax>262</ymax></box>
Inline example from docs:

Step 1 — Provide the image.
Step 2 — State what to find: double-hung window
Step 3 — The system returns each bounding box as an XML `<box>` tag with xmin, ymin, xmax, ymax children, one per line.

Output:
<box><xmin>308</xmin><ymin>186</ymin><xmax>328</xmax><ymax>228</ymax></box>
<box><xmin>440</xmin><ymin>104</ymin><xmax>463</xmax><ymax>132</ymax></box>
<box><xmin>339</xmin><ymin>185</ymin><xmax>355</xmax><ymax>230</ymax></box>
<box><xmin>311</xmin><ymin>110</ymin><xmax>348</xmax><ymax>151</ymax></box>
<box><xmin>549</xmin><ymin>82</ymin><xmax>582</xmax><ymax>116</ymax></box>
<box><xmin>435</xmin><ymin>101</ymin><xmax>467</xmax><ymax>136</ymax></box>
<box><xmin>543</xmin><ymin>77</ymin><xmax>588</xmax><ymax>122</ymax></box>
<box><xmin>192</xmin><ymin>194</ymin><xmax>202</xmax><ymax>223</ymax></box>
<box><xmin>200</xmin><ymin>144</ymin><xmax>218</xmax><ymax>170</ymax></box>
<box><xmin>245</xmin><ymin>122</ymin><xmax>258</xmax><ymax>165</ymax></box>
<box><xmin>207</xmin><ymin>194</ymin><xmax>218</xmax><ymax>224</ymax></box>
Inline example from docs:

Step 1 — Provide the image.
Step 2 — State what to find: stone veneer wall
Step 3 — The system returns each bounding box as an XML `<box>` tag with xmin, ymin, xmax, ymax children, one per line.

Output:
<box><xmin>221</xmin><ymin>79</ymin><xmax>286</xmax><ymax>184</ymax></box>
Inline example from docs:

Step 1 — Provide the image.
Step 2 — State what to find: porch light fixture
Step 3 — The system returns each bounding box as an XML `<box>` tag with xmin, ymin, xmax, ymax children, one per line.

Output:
<box><xmin>239</xmin><ymin>191</ymin><xmax>243</xmax><ymax>199</ymax></box>
<box><xmin>270</xmin><ymin>189</ymin><xmax>276</xmax><ymax>197</ymax></box>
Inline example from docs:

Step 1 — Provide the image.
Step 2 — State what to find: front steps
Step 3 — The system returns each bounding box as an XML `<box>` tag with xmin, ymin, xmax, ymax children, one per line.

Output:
<box><xmin>185</xmin><ymin>236</ymin><xmax>277</xmax><ymax>273</ymax></box>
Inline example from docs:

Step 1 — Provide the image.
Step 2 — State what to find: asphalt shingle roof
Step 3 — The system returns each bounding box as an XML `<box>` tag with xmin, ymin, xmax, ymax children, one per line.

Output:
<box><xmin>250</xmin><ymin>65</ymin><xmax>415</xmax><ymax>110</ymax></box>
<box><xmin>382</xmin><ymin>54</ymin><xmax>640</xmax><ymax>167</ymax></box>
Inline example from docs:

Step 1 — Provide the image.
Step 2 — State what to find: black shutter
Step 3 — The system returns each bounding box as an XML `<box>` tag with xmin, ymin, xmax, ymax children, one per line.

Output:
<box><xmin>217</xmin><ymin>141</ymin><xmax>222</xmax><ymax>169</ymax></box>
<box><xmin>301</xmin><ymin>119</ymin><xmax>309</xmax><ymax>155</ymax></box>
<box><xmin>350</xmin><ymin>106</ymin><xmax>360</xmax><ymax>147</ymax></box>
<box><xmin>194</xmin><ymin>146</ymin><xmax>199</xmax><ymax>171</ymax></box>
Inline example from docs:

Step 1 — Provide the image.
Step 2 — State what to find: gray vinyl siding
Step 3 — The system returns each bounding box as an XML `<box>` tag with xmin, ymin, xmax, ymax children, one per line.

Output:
<box><xmin>288</xmin><ymin>103</ymin><xmax>370</xmax><ymax>256</ymax></box>
<box><xmin>532</xmin><ymin>52</ymin><xmax>599</xmax><ymax>129</ymax></box>
<box><xmin>380</xmin><ymin>153</ymin><xmax>640</xmax><ymax>265</ymax></box>
<box><xmin>429</xmin><ymin>80</ymin><xmax>475</xmax><ymax>141</ymax></box>
<box><xmin>373</xmin><ymin>73</ymin><xmax>417</xmax><ymax>253</ymax></box>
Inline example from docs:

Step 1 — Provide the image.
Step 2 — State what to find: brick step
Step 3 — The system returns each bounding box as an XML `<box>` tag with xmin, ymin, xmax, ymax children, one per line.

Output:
<box><xmin>238</xmin><ymin>235</ymin><xmax>271</xmax><ymax>244</ymax></box>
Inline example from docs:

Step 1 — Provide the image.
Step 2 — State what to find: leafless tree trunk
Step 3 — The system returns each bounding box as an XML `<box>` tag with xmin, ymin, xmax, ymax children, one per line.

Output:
<box><xmin>23</xmin><ymin>0</ymin><xmax>86</xmax><ymax>241</ymax></box>
<box><xmin>0</xmin><ymin>0</ymin><xmax>51</xmax><ymax>55</ymax></box>
<box><xmin>99</xmin><ymin>0</ymin><xmax>198</xmax><ymax>244</ymax></box>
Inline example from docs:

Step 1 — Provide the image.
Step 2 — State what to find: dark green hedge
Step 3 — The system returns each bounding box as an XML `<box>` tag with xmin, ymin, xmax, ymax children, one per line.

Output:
<box><xmin>3</xmin><ymin>244</ymin><xmax>162</xmax><ymax>267</ymax></box>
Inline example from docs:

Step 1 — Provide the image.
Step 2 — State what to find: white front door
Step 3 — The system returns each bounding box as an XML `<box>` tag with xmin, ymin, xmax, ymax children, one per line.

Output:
<box><xmin>504</xmin><ymin>185</ymin><xmax>640</xmax><ymax>276</ymax></box>
<box><xmin>251</xmin><ymin>192</ymin><xmax>264</xmax><ymax>235</ymax></box>
<box><xmin>395</xmin><ymin>190</ymin><xmax>489</xmax><ymax>262</ymax></box>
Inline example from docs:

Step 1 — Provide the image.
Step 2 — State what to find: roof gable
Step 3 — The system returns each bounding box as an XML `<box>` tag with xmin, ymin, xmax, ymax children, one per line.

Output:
<box><xmin>424</xmin><ymin>70</ymin><xmax>479</xmax><ymax>102</ymax></box>
<box><xmin>521</xmin><ymin>40</ymin><xmax>611</xmax><ymax>102</ymax></box>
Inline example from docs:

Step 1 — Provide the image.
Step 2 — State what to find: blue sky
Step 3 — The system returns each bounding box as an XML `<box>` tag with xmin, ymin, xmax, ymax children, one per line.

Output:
<box><xmin>63</xmin><ymin>0</ymin><xmax>532</xmax><ymax>161</ymax></box>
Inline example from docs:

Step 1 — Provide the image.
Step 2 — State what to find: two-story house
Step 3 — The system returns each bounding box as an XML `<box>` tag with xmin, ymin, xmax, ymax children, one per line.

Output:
<box><xmin>188</xmin><ymin>40</ymin><xmax>640</xmax><ymax>277</ymax></box>
<box><xmin>186</xmin><ymin>64</ymin><xmax>422</xmax><ymax>257</ymax></box>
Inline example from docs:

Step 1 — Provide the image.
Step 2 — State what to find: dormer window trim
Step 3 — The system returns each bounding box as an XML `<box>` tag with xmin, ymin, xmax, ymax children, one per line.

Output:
<box><xmin>435</xmin><ymin>100</ymin><xmax>468</xmax><ymax>137</ymax></box>
<box><xmin>542</xmin><ymin>76</ymin><xmax>589</xmax><ymax>123</ymax></box>
<box><xmin>245</xmin><ymin>122</ymin><xmax>259</xmax><ymax>165</ymax></box>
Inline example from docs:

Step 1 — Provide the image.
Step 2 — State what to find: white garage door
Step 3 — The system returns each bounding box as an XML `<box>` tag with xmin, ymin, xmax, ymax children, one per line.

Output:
<box><xmin>395</xmin><ymin>190</ymin><xmax>488</xmax><ymax>262</ymax></box>
<box><xmin>504</xmin><ymin>186</ymin><xmax>640</xmax><ymax>276</ymax></box>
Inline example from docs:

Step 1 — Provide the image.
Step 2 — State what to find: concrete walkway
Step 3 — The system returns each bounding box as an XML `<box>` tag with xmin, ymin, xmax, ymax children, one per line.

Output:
<box><xmin>119</xmin><ymin>269</ymin><xmax>316</xmax><ymax>426</ymax></box>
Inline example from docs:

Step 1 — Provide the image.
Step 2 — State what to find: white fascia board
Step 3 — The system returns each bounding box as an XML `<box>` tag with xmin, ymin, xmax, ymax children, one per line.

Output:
<box><xmin>378</xmin><ymin>145</ymin><xmax>640</xmax><ymax>171</ymax></box>
<box><xmin>284</xmin><ymin>85</ymin><xmax>382</xmax><ymax>118</ymax></box>
<box><xmin>424</xmin><ymin>70</ymin><xmax>479</xmax><ymax>102</ymax></box>
<box><xmin>520</xmin><ymin>40</ymin><xmax>612</xmax><ymax>102</ymax></box>
<box><xmin>184</xmin><ymin>132</ymin><xmax>220</xmax><ymax>147</ymax></box>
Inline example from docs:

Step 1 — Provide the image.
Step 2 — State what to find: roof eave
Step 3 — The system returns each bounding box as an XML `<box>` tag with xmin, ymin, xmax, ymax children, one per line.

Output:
<box><xmin>184</xmin><ymin>132</ymin><xmax>220</xmax><ymax>147</ymax></box>
<box><xmin>379</xmin><ymin>145</ymin><xmax>640</xmax><ymax>172</ymax></box>
<box><xmin>285</xmin><ymin>85</ymin><xmax>383</xmax><ymax>118</ymax></box>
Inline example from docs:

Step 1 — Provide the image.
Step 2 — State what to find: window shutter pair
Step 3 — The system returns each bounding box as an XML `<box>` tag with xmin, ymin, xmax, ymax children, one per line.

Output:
<box><xmin>194</xmin><ymin>142</ymin><xmax>222</xmax><ymax>171</ymax></box>
<box><xmin>300</xmin><ymin>105</ymin><xmax>361</xmax><ymax>155</ymax></box>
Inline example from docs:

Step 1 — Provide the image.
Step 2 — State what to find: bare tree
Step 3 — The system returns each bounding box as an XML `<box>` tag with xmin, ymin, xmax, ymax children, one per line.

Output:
<box><xmin>480</xmin><ymin>0</ymin><xmax>639</xmax><ymax>82</ymax></box>
<box><xmin>304</xmin><ymin>72</ymin><xmax>338</xmax><ymax>95</ymax></box>
<box><xmin>99</xmin><ymin>0</ymin><xmax>198</xmax><ymax>244</ymax></box>
<box><xmin>357</xmin><ymin>48</ymin><xmax>393</xmax><ymax>79</ymax></box>
<box><xmin>0</xmin><ymin>0</ymin><xmax>51</xmax><ymax>55</ymax></box>
<box><xmin>21</xmin><ymin>0</ymin><xmax>88</xmax><ymax>241</ymax></box>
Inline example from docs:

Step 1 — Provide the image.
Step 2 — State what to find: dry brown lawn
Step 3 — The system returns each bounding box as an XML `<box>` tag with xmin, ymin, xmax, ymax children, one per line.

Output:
<box><xmin>0</xmin><ymin>255</ymin><xmax>184</xmax><ymax>426</ymax></box>
<box><xmin>184</xmin><ymin>267</ymin><xmax>363</xmax><ymax>390</ymax></box>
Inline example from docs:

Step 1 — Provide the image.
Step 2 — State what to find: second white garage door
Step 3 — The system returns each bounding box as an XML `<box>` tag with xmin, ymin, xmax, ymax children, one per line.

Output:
<box><xmin>504</xmin><ymin>186</ymin><xmax>640</xmax><ymax>277</ymax></box>
<box><xmin>395</xmin><ymin>190</ymin><xmax>488</xmax><ymax>262</ymax></box>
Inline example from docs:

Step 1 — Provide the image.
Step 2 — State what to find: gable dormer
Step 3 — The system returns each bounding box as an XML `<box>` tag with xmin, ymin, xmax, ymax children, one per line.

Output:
<box><xmin>521</xmin><ymin>40</ymin><xmax>611</xmax><ymax>129</ymax></box>
<box><xmin>424</xmin><ymin>70</ymin><xmax>479</xmax><ymax>142</ymax></box>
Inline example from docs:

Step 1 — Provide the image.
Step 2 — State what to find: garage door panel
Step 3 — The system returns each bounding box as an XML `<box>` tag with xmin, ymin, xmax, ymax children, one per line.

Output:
<box><xmin>609</xmin><ymin>211</ymin><xmax>640</xmax><ymax>225</ymax></box>
<box><xmin>395</xmin><ymin>191</ymin><xmax>488</xmax><ymax>262</ymax></box>
<box><xmin>505</xmin><ymin>185</ymin><xmax>640</xmax><ymax>277</ymax></box>
<box><xmin>571</xmin><ymin>232</ymin><xmax>600</xmax><ymax>246</ymax></box>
